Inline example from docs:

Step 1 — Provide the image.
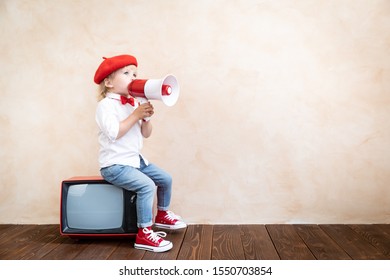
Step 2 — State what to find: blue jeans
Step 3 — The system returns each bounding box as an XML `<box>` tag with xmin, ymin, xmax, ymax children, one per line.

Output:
<box><xmin>100</xmin><ymin>157</ymin><xmax>172</xmax><ymax>228</ymax></box>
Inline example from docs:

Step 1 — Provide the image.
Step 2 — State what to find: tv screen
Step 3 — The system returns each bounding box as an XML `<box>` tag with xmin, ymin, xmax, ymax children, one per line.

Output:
<box><xmin>60</xmin><ymin>176</ymin><xmax>138</xmax><ymax>238</ymax></box>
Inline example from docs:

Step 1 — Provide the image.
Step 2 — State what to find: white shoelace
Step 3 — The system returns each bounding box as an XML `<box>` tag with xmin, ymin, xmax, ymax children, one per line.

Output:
<box><xmin>143</xmin><ymin>228</ymin><xmax>167</xmax><ymax>243</ymax></box>
<box><xmin>165</xmin><ymin>211</ymin><xmax>182</xmax><ymax>221</ymax></box>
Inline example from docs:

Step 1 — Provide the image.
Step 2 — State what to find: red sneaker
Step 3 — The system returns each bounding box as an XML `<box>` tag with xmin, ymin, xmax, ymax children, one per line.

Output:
<box><xmin>134</xmin><ymin>228</ymin><xmax>173</xmax><ymax>253</ymax></box>
<box><xmin>155</xmin><ymin>210</ymin><xmax>187</xmax><ymax>230</ymax></box>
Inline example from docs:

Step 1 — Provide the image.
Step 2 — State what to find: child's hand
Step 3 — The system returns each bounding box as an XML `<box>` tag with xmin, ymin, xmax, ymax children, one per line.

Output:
<box><xmin>134</xmin><ymin>102</ymin><xmax>154</xmax><ymax>120</ymax></box>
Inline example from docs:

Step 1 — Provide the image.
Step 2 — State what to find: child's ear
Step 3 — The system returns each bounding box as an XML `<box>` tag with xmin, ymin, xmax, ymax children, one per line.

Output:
<box><xmin>104</xmin><ymin>78</ymin><xmax>113</xmax><ymax>88</ymax></box>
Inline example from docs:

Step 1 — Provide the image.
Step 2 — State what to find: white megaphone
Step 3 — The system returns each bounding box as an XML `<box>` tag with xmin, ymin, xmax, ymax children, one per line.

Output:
<box><xmin>127</xmin><ymin>74</ymin><xmax>179</xmax><ymax>107</ymax></box>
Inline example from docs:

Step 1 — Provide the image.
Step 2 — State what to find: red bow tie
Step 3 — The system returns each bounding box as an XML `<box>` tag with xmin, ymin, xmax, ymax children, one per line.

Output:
<box><xmin>120</xmin><ymin>95</ymin><xmax>135</xmax><ymax>106</ymax></box>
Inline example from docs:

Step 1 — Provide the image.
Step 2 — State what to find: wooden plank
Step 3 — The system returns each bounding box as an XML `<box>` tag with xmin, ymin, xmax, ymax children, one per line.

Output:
<box><xmin>1</xmin><ymin>224</ymin><xmax>388</xmax><ymax>260</ymax></box>
<box><xmin>349</xmin><ymin>224</ymin><xmax>390</xmax><ymax>257</ymax></box>
<box><xmin>0</xmin><ymin>224</ymin><xmax>13</xmax><ymax>233</ymax></box>
<box><xmin>74</xmin><ymin>239</ymin><xmax>122</xmax><ymax>260</ymax></box>
<box><xmin>320</xmin><ymin>225</ymin><xmax>389</xmax><ymax>260</ymax></box>
<box><xmin>375</xmin><ymin>224</ymin><xmax>390</xmax><ymax>235</ymax></box>
<box><xmin>294</xmin><ymin>224</ymin><xmax>351</xmax><ymax>260</ymax></box>
<box><xmin>240</xmin><ymin>224</ymin><xmax>280</xmax><ymax>260</ymax></box>
<box><xmin>108</xmin><ymin>238</ymin><xmax>145</xmax><ymax>260</ymax></box>
<box><xmin>41</xmin><ymin>237</ymin><xmax>91</xmax><ymax>260</ymax></box>
<box><xmin>177</xmin><ymin>224</ymin><xmax>213</xmax><ymax>260</ymax></box>
<box><xmin>10</xmin><ymin>225</ymin><xmax>58</xmax><ymax>260</ymax></box>
<box><xmin>212</xmin><ymin>225</ymin><xmax>245</xmax><ymax>260</ymax></box>
<box><xmin>22</xmin><ymin>225</ymin><xmax>65</xmax><ymax>260</ymax></box>
<box><xmin>0</xmin><ymin>225</ymin><xmax>49</xmax><ymax>259</ymax></box>
<box><xmin>142</xmin><ymin>227</ymin><xmax>187</xmax><ymax>260</ymax></box>
<box><xmin>266</xmin><ymin>225</ymin><xmax>315</xmax><ymax>260</ymax></box>
<box><xmin>0</xmin><ymin>225</ymin><xmax>33</xmax><ymax>249</ymax></box>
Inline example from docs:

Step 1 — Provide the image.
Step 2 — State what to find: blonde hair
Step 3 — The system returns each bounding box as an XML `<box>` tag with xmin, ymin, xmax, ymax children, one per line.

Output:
<box><xmin>97</xmin><ymin>72</ymin><xmax>116</xmax><ymax>101</ymax></box>
<box><xmin>97</xmin><ymin>82</ymin><xmax>109</xmax><ymax>101</ymax></box>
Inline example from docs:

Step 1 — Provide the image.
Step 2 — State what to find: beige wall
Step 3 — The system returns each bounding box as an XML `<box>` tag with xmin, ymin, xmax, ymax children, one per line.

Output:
<box><xmin>1</xmin><ymin>0</ymin><xmax>389</xmax><ymax>224</ymax></box>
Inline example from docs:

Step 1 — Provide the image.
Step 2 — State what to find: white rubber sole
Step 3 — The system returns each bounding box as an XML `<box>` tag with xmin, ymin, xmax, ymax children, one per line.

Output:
<box><xmin>154</xmin><ymin>222</ymin><xmax>187</xmax><ymax>230</ymax></box>
<box><xmin>134</xmin><ymin>241</ymin><xmax>173</xmax><ymax>253</ymax></box>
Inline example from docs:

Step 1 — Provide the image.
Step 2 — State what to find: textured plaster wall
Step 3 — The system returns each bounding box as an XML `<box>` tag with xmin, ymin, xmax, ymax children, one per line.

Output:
<box><xmin>0</xmin><ymin>0</ymin><xmax>389</xmax><ymax>224</ymax></box>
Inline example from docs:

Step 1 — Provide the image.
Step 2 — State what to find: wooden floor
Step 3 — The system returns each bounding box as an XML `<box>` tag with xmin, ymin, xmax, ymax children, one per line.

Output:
<box><xmin>0</xmin><ymin>224</ymin><xmax>389</xmax><ymax>260</ymax></box>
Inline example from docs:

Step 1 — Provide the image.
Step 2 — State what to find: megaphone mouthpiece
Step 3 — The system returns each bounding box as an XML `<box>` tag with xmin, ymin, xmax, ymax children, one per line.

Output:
<box><xmin>128</xmin><ymin>80</ymin><xmax>147</xmax><ymax>96</ymax></box>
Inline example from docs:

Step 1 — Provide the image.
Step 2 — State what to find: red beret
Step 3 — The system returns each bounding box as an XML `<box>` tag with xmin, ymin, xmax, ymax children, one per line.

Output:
<box><xmin>94</xmin><ymin>54</ymin><xmax>138</xmax><ymax>84</ymax></box>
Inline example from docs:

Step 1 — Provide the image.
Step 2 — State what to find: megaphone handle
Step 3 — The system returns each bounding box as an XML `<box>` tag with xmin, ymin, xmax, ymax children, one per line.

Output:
<box><xmin>137</xmin><ymin>97</ymin><xmax>151</xmax><ymax>122</ymax></box>
<box><xmin>137</xmin><ymin>97</ymin><xmax>148</xmax><ymax>104</ymax></box>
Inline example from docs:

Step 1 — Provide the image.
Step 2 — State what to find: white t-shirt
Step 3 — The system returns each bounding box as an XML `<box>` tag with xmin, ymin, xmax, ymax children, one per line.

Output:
<box><xmin>95</xmin><ymin>92</ymin><xmax>148</xmax><ymax>168</ymax></box>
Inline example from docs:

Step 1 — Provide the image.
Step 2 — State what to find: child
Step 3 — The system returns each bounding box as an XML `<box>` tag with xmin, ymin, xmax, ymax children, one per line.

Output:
<box><xmin>94</xmin><ymin>54</ymin><xmax>186</xmax><ymax>253</ymax></box>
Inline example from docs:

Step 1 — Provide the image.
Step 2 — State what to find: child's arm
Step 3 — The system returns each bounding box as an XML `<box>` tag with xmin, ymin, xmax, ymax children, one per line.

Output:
<box><xmin>141</xmin><ymin>120</ymin><xmax>152</xmax><ymax>138</ymax></box>
<box><xmin>117</xmin><ymin>102</ymin><xmax>154</xmax><ymax>139</ymax></box>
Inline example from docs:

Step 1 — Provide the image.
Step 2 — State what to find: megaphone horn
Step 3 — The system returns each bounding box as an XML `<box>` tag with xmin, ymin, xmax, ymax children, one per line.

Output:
<box><xmin>128</xmin><ymin>74</ymin><xmax>180</xmax><ymax>106</ymax></box>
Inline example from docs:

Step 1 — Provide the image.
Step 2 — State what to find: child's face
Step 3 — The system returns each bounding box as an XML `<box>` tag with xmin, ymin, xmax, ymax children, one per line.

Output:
<box><xmin>105</xmin><ymin>65</ymin><xmax>138</xmax><ymax>96</ymax></box>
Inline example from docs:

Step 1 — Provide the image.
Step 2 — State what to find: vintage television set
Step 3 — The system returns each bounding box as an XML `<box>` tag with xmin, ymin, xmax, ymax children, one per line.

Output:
<box><xmin>60</xmin><ymin>176</ymin><xmax>138</xmax><ymax>238</ymax></box>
